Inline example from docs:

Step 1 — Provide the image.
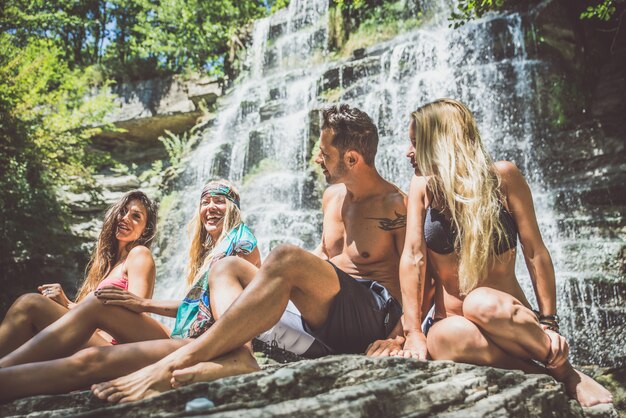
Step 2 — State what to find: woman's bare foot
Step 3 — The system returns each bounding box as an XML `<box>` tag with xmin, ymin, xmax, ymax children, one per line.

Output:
<box><xmin>91</xmin><ymin>363</ymin><xmax>173</xmax><ymax>403</ymax></box>
<box><xmin>171</xmin><ymin>348</ymin><xmax>259</xmax><ymax>389</ymax></box>
<box><xmin>561</xmin><ymin>369</ymin><xmax>613</xmax><ymax>407</ymax></box>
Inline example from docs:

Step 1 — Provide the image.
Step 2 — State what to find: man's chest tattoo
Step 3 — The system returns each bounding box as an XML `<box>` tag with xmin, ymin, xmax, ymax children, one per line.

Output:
<box><xmin>366</xmin><ymin>211</ymin><xmax>407</xmax><ymax>231</ymax></box>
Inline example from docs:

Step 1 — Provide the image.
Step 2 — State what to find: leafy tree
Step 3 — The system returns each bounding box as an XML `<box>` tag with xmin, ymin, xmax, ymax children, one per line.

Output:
<box><xmin>0</xmin><ymin>34</ymin><xmax>114</xmax><ymax>299</ymax></box>
<box><xmin>580</xmin><ymin>0</ymin><xmax>618</xmax><ymax>20</ymax></box>
<box><xmin>449</xmin><ymin>0</ymin><xmax>622</xmax><ymax>27</ymax></box>
<box><xmin>0</xmin><ymin>0</ymin><xmax>291</xmax><ymax>316</ymax></box>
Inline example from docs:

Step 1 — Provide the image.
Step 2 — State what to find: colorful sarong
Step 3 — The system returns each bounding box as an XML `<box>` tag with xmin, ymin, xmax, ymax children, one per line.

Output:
<box><xmin>170</xmin><ymin>223</ymin><xmax>257</xmax><ymax>338</ymax></box>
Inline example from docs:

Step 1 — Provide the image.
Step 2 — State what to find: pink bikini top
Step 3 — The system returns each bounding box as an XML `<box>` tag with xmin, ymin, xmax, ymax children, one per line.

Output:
<box><xmin>96</xmin><ymin>260</ymin><xmax>129</xmax><ymax>291</ymax></box>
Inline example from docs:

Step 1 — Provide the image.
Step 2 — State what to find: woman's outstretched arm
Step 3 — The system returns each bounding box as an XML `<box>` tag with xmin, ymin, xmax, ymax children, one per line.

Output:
<box><xmin>95</xmin><ymin>288</ymin><xmax>181</xmax><ymax>318</ymax></box>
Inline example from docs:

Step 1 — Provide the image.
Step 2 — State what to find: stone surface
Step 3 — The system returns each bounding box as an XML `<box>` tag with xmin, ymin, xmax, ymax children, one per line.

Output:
<box><xmin>0</xmin><ymin>356</ymin><xmax>617</xmax><ymax>418</ymax></box>
<box><xmin>97</xmin><ymin>75</ymin><xmax>222</xmax><ymax>144</ymax></box>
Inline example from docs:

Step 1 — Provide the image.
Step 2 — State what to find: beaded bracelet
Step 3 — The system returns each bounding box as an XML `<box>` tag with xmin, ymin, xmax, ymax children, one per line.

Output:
<box><xmin>540</xmin><ymin>320</ymin><xmax>560</xmax><ymax>332</ymax></box>
<box><xmin>538</xmin><ymin>313</ymin><xmax>560</xmax><ymax>332</ymax></box>
<box><xmin>539</xmin><ymin>313</ymin><xmax>560</xmax><ymax>323</ymax></box>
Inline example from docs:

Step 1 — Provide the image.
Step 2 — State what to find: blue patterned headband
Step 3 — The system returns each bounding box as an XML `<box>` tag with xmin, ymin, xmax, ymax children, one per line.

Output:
<box><xmin>201</xmin><ymin>183</ymin><xmax>240</xmax><ymax>209</ymax></box>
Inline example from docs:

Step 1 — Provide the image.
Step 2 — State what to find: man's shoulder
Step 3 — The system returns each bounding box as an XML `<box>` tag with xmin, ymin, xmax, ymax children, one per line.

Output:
<box><xmin>381</xmin><ymin>182</ymin><xmax>407</xmax><ymax>211</ymax></box>
<box><xmin>322</xmin><ymin>184</ymin><xmax>346</xmax><ymax>202</ymax></box>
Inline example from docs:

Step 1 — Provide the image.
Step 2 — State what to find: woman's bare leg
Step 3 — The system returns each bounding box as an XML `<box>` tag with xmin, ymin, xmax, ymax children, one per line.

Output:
<box><xmin>91</xmin><ymin>347</ymin><xmax>258</xmax><ymax>403</ymax></box>
<box><xmin>0</xmin><ymin>294</ymin><xmax>108</xmax><ymax>358</ymax></box>
<box><xmin>170</xmin><ymin>346</ymin><xmax>260</xmax><ymax>389</ymax></box>
<box><xmin>171</xmin><ymin>257</ymin><xmax>260</xmax><ymax>387</ymax></box>
<box><xmin>460</xmin><ymin>287</ymin><xmax>612</xmax><ymax>407</ymax></box>
<box><xmin>0</xmin><ymin>339</ymin><xmax>189</xmax><ymax>403</ymax></box>
<box><xmin>93</xmin><ymin>245</ymin><xmax>342</xmax><ymax>403</ymax></box>
<box><xmin>0</xmin><ymin>294</ymin><xmax>70</xmax><ymax>357</ymax></box>
<box><xmin>462</xmin><ymin>287</ymin><xmax>552</xmax><ymax>361</ymax></box>
<box><xmin>426</xmin><ymin>315</ymin><xmax>545</xmax><ymax>373</ymax></box>
<box><xmin>208</xmin><ymin>257</ymin><xmax>258</xmax><ymax>319</ymax></box>
<box><xmin>0</xmin><ymin>294</ymin><xmax>169</xmax><ymax>367</ymax></box>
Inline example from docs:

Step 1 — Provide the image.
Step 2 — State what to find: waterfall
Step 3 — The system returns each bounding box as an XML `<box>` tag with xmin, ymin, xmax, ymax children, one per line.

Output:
<box><xmin>154</xmin><ymin>0</ymin><xmax>624</xmax><ymax>366</ymax></box>
<box><xmin>155</xmin><ymin>0</ymin><xmax>329</xmax><ymax>303</ymax></box>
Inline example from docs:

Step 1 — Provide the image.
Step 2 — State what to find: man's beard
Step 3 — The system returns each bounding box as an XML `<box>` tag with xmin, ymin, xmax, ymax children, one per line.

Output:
<box><xmin>325</xmin><ymin>160</ymin><xmax>348</xmax><ymax>184</ymax></box>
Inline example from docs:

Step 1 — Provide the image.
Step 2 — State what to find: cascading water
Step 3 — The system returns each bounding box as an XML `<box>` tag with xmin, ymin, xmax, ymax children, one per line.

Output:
<box><xmin>155</xmin><ymin>0</ymin><xmax>624</xmax><ymax>366</ymax></box>
<box><xmin>154</xmin><ymin>0</ymin><xmax>330</xmax><ymax>312</ymax></box>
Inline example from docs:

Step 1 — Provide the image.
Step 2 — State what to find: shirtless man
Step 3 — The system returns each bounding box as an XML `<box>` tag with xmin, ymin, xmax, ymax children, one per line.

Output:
<box><xmin>92</xmin><ymin>104</ymin><xmax>408</xmax><ymax>402</ymax></box>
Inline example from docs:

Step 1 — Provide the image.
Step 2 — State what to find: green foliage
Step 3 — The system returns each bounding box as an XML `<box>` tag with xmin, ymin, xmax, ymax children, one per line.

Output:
<box><xmin>320</xmin><ymin>86</ymin><xmax>344</xmax><ymax>102</ymax></box>
<box><xmin>156</xmin><ymin>189</ymin><xmax>180</xmax><ymax>230</ymax></box>
<box><xmin>330</xmin><ymin>1</ymin><xmax>425</xmax><ymax>56</ymax></box>
<box><xmin>449</xmin><ymin>0</ymin><xmax>504</xmax><ymax>28</ymax></box>
<box><xmin>580</xmin><ymin>0</ymin><xmax>617</xmax><ymax>20</ymax></box>
<box><xmin>0</xmin><ymin>0</ymin><xmax>287</xmax><ymax>81</ymax></box>
<box><xmin>243</xmin><ymin>158</ymin><xmax>282</xmax><ymax>185</ymax></box>
<box><xmin>448</xmin><ymin>0</ymin><xmax>620</xmax><ymax>27</ymax></box>
<box><xmin>138</xmin><ymin>160</ymin><xmax>164</xmax><ymax>183</ymax></box>
<box><xmin>0</xmin><ymin>33</ymin><xmax>115</xmax><ymax>277</ymax></box>
<box><xmin>1</xmin><ymin>36</ymin><xmax>116</xmax><ymax>184</ymax></box>
<box><xmin>270</xmin><ymin>0</ymin><xmax>291</xmax><ymax>13</ymax></box>
<box><xmin>158</xmin><ymin>127</ymin><xmax>202</xmax><ymax>168</ymax></box>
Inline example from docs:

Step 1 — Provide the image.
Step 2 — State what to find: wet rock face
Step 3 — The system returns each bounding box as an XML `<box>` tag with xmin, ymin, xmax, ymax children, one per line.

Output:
<box><xmin>527</xmin><ymin>0</ymin><xmax>626</xmax><ymax>366</ymax></box>
<box><xmin>0</xmin><ymin>356</ymin><xmax>616</xmax><ymax>417</ymax></box>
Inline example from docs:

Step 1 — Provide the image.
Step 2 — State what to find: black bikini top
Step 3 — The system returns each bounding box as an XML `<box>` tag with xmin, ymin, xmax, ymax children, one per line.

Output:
<box><xmin>424</xmin><ymin>203</ymin><xmax>518</xmax><ymax>255</ymax></box>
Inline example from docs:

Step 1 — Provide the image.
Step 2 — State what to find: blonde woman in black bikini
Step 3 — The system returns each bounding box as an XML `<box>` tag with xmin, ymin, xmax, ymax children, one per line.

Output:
<box><xmin>396</xmin><ymin>99</ymin><xmax>611</xmax><ymax>407</ymax></box>
<box><xmin>0</xmin><ymin>190</ymin><xmax>158</xmax><ymax>356</ymax></box>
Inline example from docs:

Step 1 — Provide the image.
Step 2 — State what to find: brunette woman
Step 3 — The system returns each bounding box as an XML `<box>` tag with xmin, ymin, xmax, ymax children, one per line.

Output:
<box><xmin>0</xmin><ymin>180</ymin><xmax>260</xmax><ymax>402</ymax></box>
<box><xmin>0</xmin><ymin>190</ymin><xmax>158</xmax><ymax>357</ymax></box>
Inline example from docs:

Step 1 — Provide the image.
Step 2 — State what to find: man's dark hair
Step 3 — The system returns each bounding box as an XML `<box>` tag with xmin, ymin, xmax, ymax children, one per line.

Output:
<box><xmin>321</xmin><ymin>104</ymin><xmax>378</xmax><ymax>165</ymax></box>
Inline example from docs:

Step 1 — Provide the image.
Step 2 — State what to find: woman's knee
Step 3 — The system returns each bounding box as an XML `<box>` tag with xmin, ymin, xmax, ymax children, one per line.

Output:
<box><xmin>8</xmin><ymin>293</ymin><xmax>47</xmax><ymax>318</ymax></box>
<box><xmin>209</xmin><ymin>257</ymin><xmax>242</xmax><ymax>283</ymax></box>
<box><xmin>70</xmin><ymin>346</ymin><xmax>108</xmax><ymax>378</ymax></box>
<box><xmin>76</xmin><ymin>293</ymin><xmax>103</xmax><ymax>310</ymax></box>
<box><xmin>463</xmin><ymin>287</ymin><xmax>513</xmax><ymax>326</ymax></box>
<box><xmin>427</xmin><ymin>317</ymin><xmax>487</xmax><ymax>361</ymax></box>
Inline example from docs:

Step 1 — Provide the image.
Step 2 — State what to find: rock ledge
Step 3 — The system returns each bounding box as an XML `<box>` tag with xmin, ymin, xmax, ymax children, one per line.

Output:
<box><xmin>0</xmin><ymin>356</ymin><xmax>617</xmax><ymax>417</ymax></box>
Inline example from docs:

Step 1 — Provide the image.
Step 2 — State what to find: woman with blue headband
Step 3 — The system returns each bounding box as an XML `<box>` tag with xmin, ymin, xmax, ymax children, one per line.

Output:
<box><xmin>0</xmin><ymin>179</ymin><xmax>262</xmax><ymax>402</ymax></box>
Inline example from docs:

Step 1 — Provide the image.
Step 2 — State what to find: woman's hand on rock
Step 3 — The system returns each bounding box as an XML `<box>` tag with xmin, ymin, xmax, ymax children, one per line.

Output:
<box><xmin>397</xmin><ymin>330</ymin><xmax>428</xmax><ymax>360</ymax></box>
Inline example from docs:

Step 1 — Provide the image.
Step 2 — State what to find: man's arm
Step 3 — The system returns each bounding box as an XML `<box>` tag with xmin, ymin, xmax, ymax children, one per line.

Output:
<box><xmin>366</xmin><ymin>188</ymin><xmax>412</xmax><ymax>357</ymax></box>
<box><xmin>398</xmin><ymin>175</ymin><xmax>429</xmax><ymax>359</ymax></box>
<box><xmin>312</xmin><ymin>186</ymin><xmax>336</xmax><ymax>260</ymax></box>
<box><xmin>311</xmin><ymin>241</ymin><xmax>328</xmax><ymax>260</ymax></box>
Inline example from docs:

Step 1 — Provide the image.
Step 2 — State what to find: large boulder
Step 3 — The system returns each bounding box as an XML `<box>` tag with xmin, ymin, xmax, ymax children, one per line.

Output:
<box><xmin>0</xmin><ymin>356</ymin><xmax>617</xmax><ymax>417</ymax></box>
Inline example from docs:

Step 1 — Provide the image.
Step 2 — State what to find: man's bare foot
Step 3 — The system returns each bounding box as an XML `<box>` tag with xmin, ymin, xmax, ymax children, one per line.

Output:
<box><xmin>91</xmin><ymin>363</ymin><xmax>173</xmax><ymax>403</ymax></box>
<box><xmin>561</xmin><ymin>368</ymin><xmax>613</xmax><ymax>407</ymax></box>
<box><xmin>171</xmin><ymin>348</ymin><xmax>259</xmax><ymax>389</ymax></box>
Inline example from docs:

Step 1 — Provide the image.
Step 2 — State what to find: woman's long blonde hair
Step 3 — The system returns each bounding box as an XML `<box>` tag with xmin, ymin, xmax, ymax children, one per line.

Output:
<box><xmin>185</xmin><ymin>179</ymin><xmax>242</xmax><ymax>287</ymax></box>
<box><xmin>76</xmin><ymin>190</ymin><xmax>158</xmax><ymax>302</ymax></box>
<box><xmin>411</xmin><ymin>98</ymin><xmax>510</xmax><ymax>295</ymax></box>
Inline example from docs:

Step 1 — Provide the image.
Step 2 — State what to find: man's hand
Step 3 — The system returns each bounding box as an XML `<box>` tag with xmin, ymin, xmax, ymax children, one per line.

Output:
<box><xmin>38</xmin><ymin>283</ymin><xmax>72</xmax><ymax>308</ymax></box>
<box><xmin>94</xmin><ymin>287</ymin><xmax>147</xmax><ymax>313</ymax></box>
<box><xmin>366</xmin><ymin>335</ymin><xmax>405</xmax><ymax>357</ymax></box>
<box><xmin>544</xmin><ymin>328</ymin><xmax>569</xmax><ymax>369</ymax></box>
<box><xmin>397</xmin><ymin>330</ymin><xmax>428</xmax><ymax>360</ymax></box>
